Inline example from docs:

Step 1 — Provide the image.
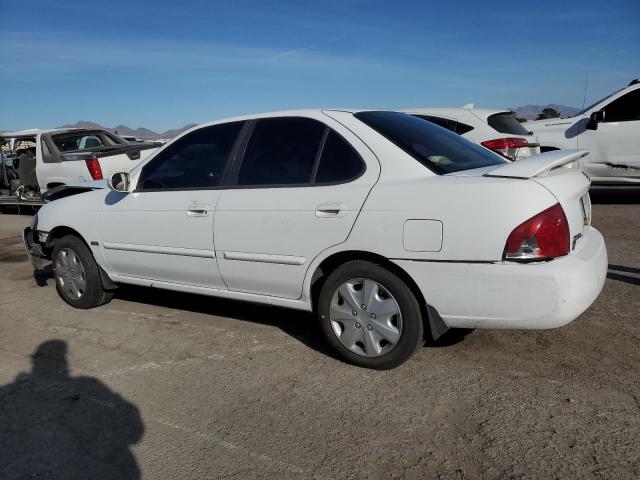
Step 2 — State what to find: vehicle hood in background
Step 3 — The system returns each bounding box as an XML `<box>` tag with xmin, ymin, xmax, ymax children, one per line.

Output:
<box><xmin>41</xmin><ymin>180</ymin><xmax>107</xmax><ymax>202</ymax></box>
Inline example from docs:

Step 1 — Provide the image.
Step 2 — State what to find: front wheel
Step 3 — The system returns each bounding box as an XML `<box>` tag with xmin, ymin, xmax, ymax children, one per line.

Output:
<box><xmin>317</xmin><ymin>260</ymin><xmax>423</xmax><ymax>370</ymax></box>
<box><xmin>52</xmin><ymin>235</ymin><xmax>113</xmax><ymax>309</ymax></box>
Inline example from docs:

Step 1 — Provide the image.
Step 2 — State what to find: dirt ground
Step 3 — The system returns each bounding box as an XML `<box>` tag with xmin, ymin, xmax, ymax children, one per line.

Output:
<box><xmin>0</xmin><ymin>189</ymin><xmax>638</xmax><ymax>479</ymax></box>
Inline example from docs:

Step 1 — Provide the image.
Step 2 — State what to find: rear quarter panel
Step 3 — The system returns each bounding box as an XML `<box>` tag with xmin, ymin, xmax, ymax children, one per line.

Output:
<box><xmin>347</xmin><ymin>175</ymin><xmax>559</xmax><ymax>261</ymax></box>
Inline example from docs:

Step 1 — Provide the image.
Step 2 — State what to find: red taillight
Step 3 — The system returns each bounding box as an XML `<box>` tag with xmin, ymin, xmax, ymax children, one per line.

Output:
<box><xmin>85</xmin><ymin>157</ymin><xmax>103</xmax><ymax>180</ymax></box>
<box><xmin>504</xmin><ymin>203</ymin><xmax>570</xmax><ymax>261</ymax></box>
<box><xmin>481</xmin><ymin>137</ymin><xmax>529</xmax><ymax>161</ymax></box>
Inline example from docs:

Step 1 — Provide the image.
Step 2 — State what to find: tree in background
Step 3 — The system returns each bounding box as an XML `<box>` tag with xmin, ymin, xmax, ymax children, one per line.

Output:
<box><xmin>535</xmin><ymin>108</ymin><xmax>561</xmax><ymax>120</ymax></box>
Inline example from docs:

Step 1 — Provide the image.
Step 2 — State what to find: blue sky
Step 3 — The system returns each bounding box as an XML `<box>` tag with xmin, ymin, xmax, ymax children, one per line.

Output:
<box><xmin>1</xmin><ymin>0</ymin><xmax>638</xmax><ymax>132</ymax></box>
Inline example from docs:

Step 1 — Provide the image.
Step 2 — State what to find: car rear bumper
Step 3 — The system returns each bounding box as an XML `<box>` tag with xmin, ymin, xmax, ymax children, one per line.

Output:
<box><xmin>393</xmin><ymin>226</ymin><xmax>607</xmax><ymax>329</ymax></box>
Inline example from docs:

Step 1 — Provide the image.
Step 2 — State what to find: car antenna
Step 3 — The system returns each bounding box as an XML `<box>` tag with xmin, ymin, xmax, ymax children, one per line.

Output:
<box><xmin>582</xmin><ymin>76</ymin><xmax>589</xmax><ymax>111</ymax></box>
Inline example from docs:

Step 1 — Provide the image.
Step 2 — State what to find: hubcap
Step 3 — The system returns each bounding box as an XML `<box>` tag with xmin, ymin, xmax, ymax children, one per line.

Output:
<box><xmin>55</xmin><ymin>248</ymin><xmax>86</xmax><ymax>300</ymax></box>
<box><xmin>329</xmin><ymin>278</ymin><xmax>402</xmax><ymax>357</ymax></box>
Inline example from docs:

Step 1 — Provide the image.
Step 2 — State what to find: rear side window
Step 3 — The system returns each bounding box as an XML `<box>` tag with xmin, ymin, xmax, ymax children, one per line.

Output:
<box><xmin>237</xmin><ymin>117</ymin><xmax>325</xmax><ymax>186</ymax></box>
<box><xmin>138</xmin><ymin>122</ymin><xmax>243</xmax><ymax>190</ymax></box>
<box><xmin>413</xmin><ymin>115</ymin><xmax>474</xmax><ymax>135</ymax></box>
<box><xmin>487</xmin><ymin>113</ymin><xmax>529</xmax><ymax>136</ymax></box>
<box><xmin>41</xmin><ymin>139</ymin><xmax>58</xmax><ymax>163</ymax></box>
<box><xmin>315</xmin><ymin>131</ymin><xmax>364</xmax><ymax>184</ymax></box>
<box><xmin>355</xmin><ymin>111</ymin><xmax>505</xmax><ymax>174</ymax></box>
<box><xmin>602</xmin><ymin>89</ymin><xmax>640</xmax><ymax>122</ymax></box>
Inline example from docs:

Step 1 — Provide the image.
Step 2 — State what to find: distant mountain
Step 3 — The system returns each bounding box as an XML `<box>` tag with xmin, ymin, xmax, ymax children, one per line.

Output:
<box><xmin>58</xmin><ymin>121</ymin><xmax>196</xmax><ymax>139</ymax></box>
<box><xmin>509</xmin><ymin>104</ymin><xmax>581</xmax><ymax>121</ymax></box>
<box><xmin>159</xmin><ymin>124</ymin><xmax>197</xmax><ymax>139</ymax></box>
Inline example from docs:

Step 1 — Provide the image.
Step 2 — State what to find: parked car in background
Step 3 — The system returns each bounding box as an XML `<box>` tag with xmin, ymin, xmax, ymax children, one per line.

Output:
<box><xmin>0</xmin><ymin>128</ymin><xmax>159</xmax><ymax>209</ymax></box>
<box><xmin>119</xmin><ymin>134</ymin><xmax>145</xmax><ymax>143</ymax></box>
<box><xmin>401</xmin><ymin>107</ymin><xmax>541</xmax><ymax>161</ymax></box>
<box><xmin>24</xmin><ymin>110</ymin><xmax>607</xmax><ymax>369</ymax></box>
<box><xmin>528</xmin><ymin>79</ymin><xmax>640</xmax><ymax>185</ymax></box>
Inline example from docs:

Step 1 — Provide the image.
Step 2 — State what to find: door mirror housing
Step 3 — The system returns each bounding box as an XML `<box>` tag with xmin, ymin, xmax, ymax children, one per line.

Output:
<box><xmin>108</xmin><ymin>172</ymin><xmax>131</xmax><ymax>192</ymax></box>
<box><xmin>587</xmin><ymin>110</ymin><xmax>605</xmax><ymax>130</ymax></box>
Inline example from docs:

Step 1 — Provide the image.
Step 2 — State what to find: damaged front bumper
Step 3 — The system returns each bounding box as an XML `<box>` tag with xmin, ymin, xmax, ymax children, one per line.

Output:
<box><xmin>23</xmin><ymin>227</ymin><xmax>49</xmax><ymax>270</ymax></box>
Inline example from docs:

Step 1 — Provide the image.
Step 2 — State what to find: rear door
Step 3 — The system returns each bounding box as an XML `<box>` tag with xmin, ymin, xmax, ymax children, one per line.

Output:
<box><xmin>214</xmin><ymin>114</ymin><xmax>379</xmax><ymax>299</ymax></box>
<box><xmin>99</xmin><ymin>122</ymin><xmax>244</xmax><ymax>288</ymax></box>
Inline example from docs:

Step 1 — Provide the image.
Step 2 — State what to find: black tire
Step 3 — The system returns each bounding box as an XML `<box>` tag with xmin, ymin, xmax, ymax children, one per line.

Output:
<box><xmin>52</xmin><ymin>235</ymin><xmax>113</xmax><ymax>309</ymax></box>
<box><xmin>317</xmin><ymin>260</ymin><xmax>423</xmax><ymax>370</ymax></box>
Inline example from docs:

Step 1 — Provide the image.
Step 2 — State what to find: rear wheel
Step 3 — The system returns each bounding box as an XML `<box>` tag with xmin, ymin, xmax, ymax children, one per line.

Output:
<box><xmin>52</xmin><ymin>235</ymin><xmax>113</xmax><ymax>309</ymax></box>
<box><xmin>317</xmin><ymin>260</ymin><xmax>423</xmax><ymax>370</ymax></box>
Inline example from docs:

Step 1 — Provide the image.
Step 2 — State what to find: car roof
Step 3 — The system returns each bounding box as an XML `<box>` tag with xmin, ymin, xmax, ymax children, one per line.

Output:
<box><xmin>0</xmin><ymin>127</ymin><xmax>95</xmax><ymax>139</ymax></box>
<box><xmin>400</xmin><ymin>107</ymin><xmax>512</xmax><ymax>121</ymax></box>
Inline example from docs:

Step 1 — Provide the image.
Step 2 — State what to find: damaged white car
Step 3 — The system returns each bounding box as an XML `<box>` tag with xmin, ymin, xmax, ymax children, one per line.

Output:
<box><xmin>528</xmin><ymin>79</ymin><xmax>640</xmax><ymax>185</ymax></box>
<box><xmin>0</xmin><ymin>128</ymin><xmax>158</xmax><ymax>209</ymax></box>
<box><xmin>25</xmin><ymin>110</ymin><xmax>607</xmax><ymax>369</ymax></box>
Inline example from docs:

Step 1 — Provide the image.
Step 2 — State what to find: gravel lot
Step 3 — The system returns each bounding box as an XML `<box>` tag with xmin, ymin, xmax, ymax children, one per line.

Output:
<box><xmin>0</xmin><ymin>190</ymin><xmax>639</xmax><ymax>479</ymax></box>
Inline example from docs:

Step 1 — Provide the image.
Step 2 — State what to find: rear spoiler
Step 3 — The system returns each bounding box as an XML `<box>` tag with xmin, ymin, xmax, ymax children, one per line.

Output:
<box><xmin>484</xmin><ymin>150</ymin><xmax>589</xmax><ymax>179</ymax></box>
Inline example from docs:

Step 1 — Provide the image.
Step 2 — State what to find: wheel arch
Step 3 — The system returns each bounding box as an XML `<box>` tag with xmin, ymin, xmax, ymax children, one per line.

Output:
<box><xmin>307</xmin><ymin>249</ymin><xmax>447</xmax><ymax>341</ymax></box>
<box><xmin>45</xmin><ymin>225</ymin><xmax>117</xmax><ymax>290</ymax></box>
<box><xmin>45</xmin><ymin>225</ymin><xmax>88</xmax><ymax>251</ymax></box>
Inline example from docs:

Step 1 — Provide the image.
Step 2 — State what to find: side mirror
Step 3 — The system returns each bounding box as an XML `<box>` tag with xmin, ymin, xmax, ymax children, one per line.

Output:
<box><xmin>108</xmin><ymin>172</ymin><xmax>131</xmax><ymax>192</ymax></box>
<box><xmin>587</xmin><ymin>110</ymin><xmax>605</xmax><ymax>130</ymax></box>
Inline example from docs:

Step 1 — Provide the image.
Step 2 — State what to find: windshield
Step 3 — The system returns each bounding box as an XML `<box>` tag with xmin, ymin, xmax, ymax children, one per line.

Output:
<box><xmin>355</xmin><ymin>111</ymin><xmax>506</xmax><ymax>174</ymax></box>
<box><xmin>575</xmin><ymin>87</ymin><xmax>626</xmax><ymax>116</ymax></box>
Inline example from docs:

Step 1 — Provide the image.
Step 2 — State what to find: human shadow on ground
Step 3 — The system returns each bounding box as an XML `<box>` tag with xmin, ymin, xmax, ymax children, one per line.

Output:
<box><xmin>0</xmin><ymin>340</ymin><xmax>144</xmax><ymax>480</ymax></box>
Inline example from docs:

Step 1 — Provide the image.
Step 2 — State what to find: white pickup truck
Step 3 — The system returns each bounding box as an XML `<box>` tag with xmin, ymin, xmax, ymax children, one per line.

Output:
<box><xmin>528</xmin><ymin>79</ymin><xmax>640</xmax><ymax>185</ymax></box>
<box><xmin>0</xmin><ymin>128</ymin><xmax>159</xmax><ymax>209</ymax></box>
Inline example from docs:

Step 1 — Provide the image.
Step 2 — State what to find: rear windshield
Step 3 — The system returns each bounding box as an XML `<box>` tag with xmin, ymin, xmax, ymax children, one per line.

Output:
<box><xmin>355</xmin><ymin>111</ymin><xmax>505</xmax><ymax>174</ymax></box>
<box><xmin>487</xmin><ymin>113</ymin><xmax>529</xmax><ymax>135</ymax></box>
<box><xmin>52</xmin><ymin>131</ymin><xmax>122</xmax><ymax>152</ymax></box>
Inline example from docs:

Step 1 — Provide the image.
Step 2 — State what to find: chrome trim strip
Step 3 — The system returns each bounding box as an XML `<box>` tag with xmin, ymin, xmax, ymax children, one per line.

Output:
<box><xmin>221</xmin><ymin>251</ymin><xmax>305</xmax><ymax>265</ymax></box>
<box><xmin>102</xmin><ymin>242</ymin><xmax>215</xmax><ymax>258</ymax></box>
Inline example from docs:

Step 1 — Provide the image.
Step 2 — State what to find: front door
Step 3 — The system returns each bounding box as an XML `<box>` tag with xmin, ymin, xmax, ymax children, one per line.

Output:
<box><xmin>99</xmin><ymin>121</ymin><xmax>245</xmax><ymax>289</ymax></box>
<box><xmin>214</xmin><ymin>115</ymin><xmax>379</xmax><ymax>299</ymax></box>
<box><xmin>579</xmin><ymin>88</ymin><xmax>640</xmax><ymax>171</ymax></box>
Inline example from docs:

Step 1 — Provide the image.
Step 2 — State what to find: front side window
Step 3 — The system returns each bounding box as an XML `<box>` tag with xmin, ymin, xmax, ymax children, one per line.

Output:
<box><xmin>237</xmin><ymin>117</ymin><xmax>325</xmax><ymax>186</ymax></box>
<box><xmin>138</xmin><ymin>122</ymin><xmax>243</xmax><ymax>190</ymax></box>
<box><xmin>355</xmin><ymin>111</ymin><xmax>505</xmax><ymax>174</ymax></box>
<box><xmin>603</xmin><ymin>89</ymin><xmax>640</xmax><ymax>123</ymax></box>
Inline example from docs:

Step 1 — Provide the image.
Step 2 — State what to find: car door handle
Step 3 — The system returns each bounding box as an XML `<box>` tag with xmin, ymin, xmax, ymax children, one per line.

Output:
<box><xmin>315</xmin><ymin>203</ymin><xmax>346</xmax><ymax>218</ymax></box>
<box><xmin>186</xmin><ymin>204</ymin><xmax>210</xmax><ymax>217</ymax></box>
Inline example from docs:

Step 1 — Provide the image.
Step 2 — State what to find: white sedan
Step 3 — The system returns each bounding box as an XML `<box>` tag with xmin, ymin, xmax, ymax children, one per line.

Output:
<box><xmin>401</xmin><ymin>107</ymin><xmax>541</xmax><ymax>161</ymax></box>
<box><xmin>24</xmin><ymin>110</ymin><xmax>607</xmax><ymax>369</ymax></box>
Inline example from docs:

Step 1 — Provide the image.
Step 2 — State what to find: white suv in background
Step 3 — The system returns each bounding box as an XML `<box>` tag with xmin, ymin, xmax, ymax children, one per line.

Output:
<box><xmin>528</xmin><ymin>80</ymin><xmax>640</xmax><ymax>185</ymax></box>
<box><xmin>401</xmin><ymin>108</ymin><xmax>541</xmax><ymax>161</ymax></box>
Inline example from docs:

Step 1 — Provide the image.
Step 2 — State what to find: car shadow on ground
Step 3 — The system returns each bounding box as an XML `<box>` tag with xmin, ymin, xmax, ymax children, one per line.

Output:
<box><xmin>590</xmin><ymin>187</ymin><xmax>640</xmax><ymax>204</ymax></box>
<box><xmin>607</xmin><ymin>264</ymin><xmax>640</xmax><ymax>286</ymax></box>
<box><xmin>115</xmin><ymin>284</ymin><xmax>342</xmax><ymax>359</ymax></box>
<box><xmin>0</xmin><ymin>340</ymin><xmax>143</xmax><ymax>479</ymax></box>
<box><xmin>32</xmin><ymin>268</ymin><xmax>471</xmax><ymax>358</ymax></box>
<box><xmin>114</xmin><ymin>285</ymin><xmax>472</xmax><ymax>355</ymax></box>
